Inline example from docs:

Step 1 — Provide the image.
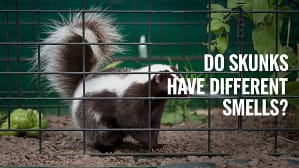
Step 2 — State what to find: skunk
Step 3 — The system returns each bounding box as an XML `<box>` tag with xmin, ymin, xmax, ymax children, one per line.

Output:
<box><xmin>33</xmin><ymin>11</ymin><xmax>183</xmax><ymax>151</ymax></box>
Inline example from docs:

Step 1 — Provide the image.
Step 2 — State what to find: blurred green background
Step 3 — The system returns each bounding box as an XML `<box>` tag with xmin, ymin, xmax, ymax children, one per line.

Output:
<box><xmin>0</xmin><ymin>0</ymin><xmax>298</xmax><ymax>115</ymax></box>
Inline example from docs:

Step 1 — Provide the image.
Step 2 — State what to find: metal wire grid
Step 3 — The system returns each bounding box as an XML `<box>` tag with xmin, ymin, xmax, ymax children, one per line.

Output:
<box><xmin>0</xmin><ymin>0</ymin><xmax>298</xmax><ymax>157</ymax></box>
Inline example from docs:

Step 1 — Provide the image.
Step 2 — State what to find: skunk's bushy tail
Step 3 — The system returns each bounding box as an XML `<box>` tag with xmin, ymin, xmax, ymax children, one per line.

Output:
<box><xmin>33</xmin><ymin>10</ymin><xmax>122</xmax><ymax>98</ymax></box>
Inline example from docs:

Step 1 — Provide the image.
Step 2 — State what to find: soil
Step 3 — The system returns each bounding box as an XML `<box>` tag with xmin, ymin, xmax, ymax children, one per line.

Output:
<box><xmin>0</xmin><ymin>108</ymin><xmax>298</xmax><ymax>167</ymax></box>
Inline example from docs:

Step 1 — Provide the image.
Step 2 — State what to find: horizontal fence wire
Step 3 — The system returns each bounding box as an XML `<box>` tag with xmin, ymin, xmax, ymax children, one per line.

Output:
<box><xmin>1</xmin><ymin>96</ymin><xmax>299</xmax><ymax>100</ymax></box>
<box><xmin>0</xmin><ymin>21</ymin><xmax>206</xmax><ymax>25</ymax></box>
<box><xmin>1</xmin><ymin>9</ymin><xmax>299</xmax><ymax>13</ymax></box>
<box><xmin>2</xmin><ymin>55</ymin><xmax>299</xmax><ymax>62</ymax></box>
<box><xmin>0</xmin><ymin>127</ymin><xmax>298</xmax><ymax>132</ymax></box>
<box><xmin>0</xmin><ymin>71</ymin><xmax>299</xmax><ymax>75</ymax></box>
<box><xmin>1</xmin><ymin>0</ymin><xmax>298</xmax><ymax>159</ymax></box>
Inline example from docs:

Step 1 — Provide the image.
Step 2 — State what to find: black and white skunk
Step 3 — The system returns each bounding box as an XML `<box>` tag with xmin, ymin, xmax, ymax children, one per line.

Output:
<box><xmin>33</xmin><ymin>11</ymin><xmax>183</xmax><ymax>151</ymax></box>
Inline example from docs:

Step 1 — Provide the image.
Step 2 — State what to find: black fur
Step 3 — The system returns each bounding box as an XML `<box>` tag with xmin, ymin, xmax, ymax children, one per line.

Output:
<box><xmin>57</xmin><ymin>35</ymin><xmax>96</xmax><ymax>97</ymax></box>
<box><xmin>74</xmin><ymin>73</ymin><xmax>175</xmax><ymax>150</ymax></box>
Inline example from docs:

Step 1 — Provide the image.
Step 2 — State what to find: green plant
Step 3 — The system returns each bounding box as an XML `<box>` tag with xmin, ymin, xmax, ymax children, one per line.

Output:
<box><xmin>102</xmin><ymin>61</ymin><xmax>123</xmax><ymax>71</ymax></box>
<box><xmin>0</xmin><ymin>108</ymin><xmax>48</xmax><ymax>137</ymax></box>
<box><xmin>161</xmin><ymin>58</ymin><xmax>208</xmax><ymax>125</ymax></box>
<box><xmin>204</xmin><ymin>0</ymin><xmax>297</xmax><ymax>77</ymax></box>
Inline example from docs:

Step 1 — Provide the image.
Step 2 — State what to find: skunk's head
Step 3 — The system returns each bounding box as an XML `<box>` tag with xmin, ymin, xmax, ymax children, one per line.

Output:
<box><xmin>149</xmin><ymin>64</ymin><xmax>188</xmax><ymax>97</ymax></box>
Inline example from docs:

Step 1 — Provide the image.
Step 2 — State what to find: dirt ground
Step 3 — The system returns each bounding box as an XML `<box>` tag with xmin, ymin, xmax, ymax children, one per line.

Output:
<box><xmin>0</xmin><ymin>108</ymin><xmax>298</xmax><ymax>167</ymax></box>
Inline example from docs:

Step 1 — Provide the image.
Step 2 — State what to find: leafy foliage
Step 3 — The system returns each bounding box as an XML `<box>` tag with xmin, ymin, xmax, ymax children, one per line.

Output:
<box><xmin>204</xmin><ymin>0</ymin><xmax>297</xmax><ymax>77</ymax></box>
<box><xmin>0</xmin><ymin>108</ymin><xmax>48</xmax><ymax>137</ymax></box>
<box><xmin>204</xmin><ymin>3</ymin><xmax>231</xmax><ymax>53</ymax></box>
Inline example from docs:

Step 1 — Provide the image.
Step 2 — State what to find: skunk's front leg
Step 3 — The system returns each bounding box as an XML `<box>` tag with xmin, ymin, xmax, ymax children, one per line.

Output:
<box><xmin>129</xmin><ymin>103</ymin><xmax>165</xmax><ymax>150</ymax></box>
<box><xmin>129</xmin><ymin>128</ymin><xmax>160</xmax><ymax>150</ymax></box>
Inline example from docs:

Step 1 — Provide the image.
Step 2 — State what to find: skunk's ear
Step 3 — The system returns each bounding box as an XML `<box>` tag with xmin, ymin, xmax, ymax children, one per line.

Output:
<box><xmin>154</xmin><ymin>74</ymin><xmax>161</xmax><ymax>84</ymax></box>
<box><xmin>175</xmin><ymin>64</ymin><xmax>179</xmax><ymax>70</ymax></box>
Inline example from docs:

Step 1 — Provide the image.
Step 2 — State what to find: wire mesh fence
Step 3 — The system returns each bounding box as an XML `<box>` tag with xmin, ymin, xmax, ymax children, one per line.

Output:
<box><xmin>0</xmin><ymin>0</ymin><xmax>298</xmax><ymax>163</ymax></box>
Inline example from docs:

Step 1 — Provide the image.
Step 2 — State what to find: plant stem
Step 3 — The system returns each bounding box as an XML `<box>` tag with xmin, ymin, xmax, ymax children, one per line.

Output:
<box><xmin>286</xmin><ymin>16</ymin><xmax>291</xmax><ymax>47</ymax></box>
<box><xmin>223</xmin><ymin>13</ymin><xmax>232</xmax><ymax>22</ymax></box>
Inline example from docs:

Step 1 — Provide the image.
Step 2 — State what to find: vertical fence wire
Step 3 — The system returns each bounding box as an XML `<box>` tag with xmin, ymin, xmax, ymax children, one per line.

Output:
<box><xmin>36</xmin><ymin>0</ymin><xmax>43</xmax><ymax>154</ymax></box>
<box><xmin>159</xmin><ymin>0</ymin><xmax>163</xmax><ymax>60</ymax></box>
<box><xmin>5</xmin><ymin>0</ymin><xmax>12</xmax><ymax>130</ymax></box>
<box><xmin>273</xmin><ymin>0</ymin><xmax>279</xmax><ymax>155</ymax></box>
<box><xmin>147</xmin><ymin>0</ymin><xmax>153</xmax><ymax>152</ymax></box>
<box><xmin>15</xmin><ymin>0</ymin><xmax>21</xmax><ymax>108</ymax></box>
<box><xmin>237</xmin><ymin>3</ymin><xmax>244</xmax><ymax>130</ymax></box>
<box><xmin>207</xmin><ymin>0</ymin><xmax>212</xmax><ymax>154</ymax></box>
<box><xmin>81</xmin><ymin>0</ymin><xmax>87</xmax><ymax>155</ymax></box>
<box><xmin>134</xmin><ymin>0</ymin><xmax>138</xmax><ymax>62</ymax></box>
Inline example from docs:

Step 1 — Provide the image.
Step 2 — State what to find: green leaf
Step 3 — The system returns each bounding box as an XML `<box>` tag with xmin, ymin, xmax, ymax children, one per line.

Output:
<box><xmin>210</xmin><ymin>4</ymin><xmax>230</xmax><ymax>20</ymax></box>
<box><xmin>207</xmin><ymin>20</ymin><xmax>230</xmax><ymax>34</ymax></box>
<box><xmin>211</xmin><ymin>13</ymin><xmax>225</xmax><ymax>20</ymax></box>
<box><xmin>207</xmin><ymin>19</ymin><xmax>223</xmax><ymax>32</ymax></box>
<box><xmin>102</xmin><ymin>61</ymin><xmax>123</xmax><ymax>71</ymax></box>
<box><xmin>252</xmin><ymin>25</ymin><xmax>281</xmax><ymax>54</ymax></box>
<box><xmin>269</xmin><ymin>14</ymin><xmax>283</xmax><ymax>35</ymax></box>
<box><xmin>243</xmin><ymin>0</ymin><xmax>253</xmax><ymax>11</ymax></box>
<box><xmin>269</xmin><ymin>0</ymin><xmax>282</xmax><ymax>7</ymax></box>
<box><xmin>223</xmin><ymin>23</ymin><xmax>230</xmax><ymax>33</ymax></box>
<box><xmin>210</xmin><ymin>44</ymin><xmax>216</xmax><ymax>52</ymax></box>
<box><xmin>167</xmin><ymin>56</ymin><xmax>173</xmax><ymax>66</ymax></box>
<box><xmin>214</xmin><ymin>27</ymin><xmax>224</xmax><ymax>36</ymax></box>
<box><xmin>0</xmin><ymin>111</ymin><xmax>7</xmax><ymax>125</ymax></box>
<box><xmin>10</xmin><ymin>108</ymin><xmax>33</xmax><ymax>129</ymax></box>
<box><xmin>227</xmin><ymin>0</ymin><xmax>245</xmax><ymax>9</ymax></box>
<box><xmin>0</xmin><ymin>121</ymin><xmax>18</xmax><ymax>137</ymax></box>
<box><xmin>161</xmin><ymin>112</ymin><xmax>184</xmax><ymax>125</ymax></box>
<box><xmin>187</xmin><ymin>114</ymin><xmax>207</xmax><ymax>124</ymax></box>
<box><xmin>41</xmin><ymin>118</ymin><xmax>48</xmax><ymax>129</ymax></box>
<box><xmin>264</xmin><ymin>13</ymin><xmax>273</xmax><ymax>25</ymax></box>
<box><xmin>211</xmin><ymin>3</ymin><xmax>226</xmax><ymax>10</ymax></box>
<box><xmin>252</xmin><ymin>0</ymin><xmax>269</xmax><ymax>25</ymax></box>
<box><xmin>30</xmin><ymin>110</ymin><xmax>48</xmax><ymax>129</ymax></box>
<box><xmin>216</xmin><ymin>36</ymin><xmax>228</xmax><ymax>54</ymax></box>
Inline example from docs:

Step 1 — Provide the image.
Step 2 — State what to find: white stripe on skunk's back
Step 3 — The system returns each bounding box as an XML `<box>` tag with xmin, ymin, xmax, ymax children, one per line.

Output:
<box><xmin>73</xmin><ymin>64</ymin><xmax>176</xmax><ymax>98</ymax></box>
<box><xmin>71</xmin><ymin>64</ymin><xmax>177</xmax><ymax>116</ymax></box>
